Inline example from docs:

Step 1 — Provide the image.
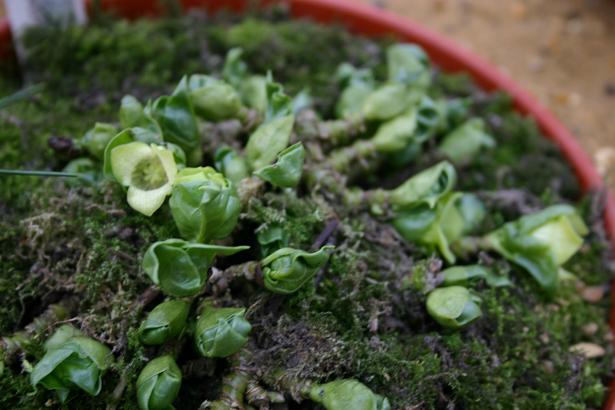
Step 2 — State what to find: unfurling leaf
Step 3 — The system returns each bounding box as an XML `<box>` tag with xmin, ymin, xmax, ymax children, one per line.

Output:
<box><xmin>254</xmin><ymin>142</ymin><xmax>305</xmax><ymax>188</ymax></box>
<box><xmin>441</xmin><ymin>265</ymin><xmax>511</xmax><ymax>288</ymax></box>
<box><xmin>370</xmin><ymin>108</ymin><xmax>417</xmax><ymax>153</ymax></box>
<box><xmin>389</xmin><ymin>161</ymin><xmax>456</xmax><ymax>210</ymax></box>
<box><xmin>143</xmin><ymin>239</ymin><xmax>249</xmax><ymax>297</ymax></box>
<box><xmin>245</xmin><ymin>115</ymin><xmax>294</xmax><ymax>171</ymax></box>
<box><xmin>262</xmin><ymin>246</ymin><xmax>334</xmax><ymax>294</ymax></box>
<box><xmin>176</xmin><ymin>74</ymin><xmax>242</xmax><ymax>121</ymax></box>
<box><xmin>194</xmin><ymin>303</ymin><xmax>251</xmax><ymax>358</ymax></box>
<box><xmin>169</xmin><ymin>167</ymin><xmax>241</xmax><ymax>243</ymax></box>
<box><xmin>31</xmin><ymin>325</ymin><xmax>112</xmax><ymax>402</ymax></box>
<box><xmin>483</xmin><ymin>205</ymin><xmax>588</xmax><ymax>294</ymax></box>
<box><xmin>136</xmin><ymin>355</ymin><xmax>182</xmax><ymax>410</ymax></box>
<box><xmin>439</xmin><ymin>118</ymin><xmax>495</xmax><ymax>164</ymax></box>
<box><xmin>426</xmin><ymin>286</ymin><xmax>482</xmax><ymax>328</ymax></box>
<box><xmin>138</xmin><ymin>300</ymin><xmax>191</xmax><ymax>346</ymax></box>
<box><xmin>309</xmin><ymin>379</ymin><xmax>391</xmax><ymax>410</ymax></box>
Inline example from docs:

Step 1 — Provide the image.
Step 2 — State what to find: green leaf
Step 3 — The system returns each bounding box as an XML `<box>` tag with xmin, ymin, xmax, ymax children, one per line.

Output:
<box><xmin>119</xmin><ymin>95</ymin><xmax>159</xmax><ymax>132</ymax></box>
<box><xmin>439</xmin><ymin>118</ymin><xmax>495</xmax><ymax>164</ymax></box>
<box><xmin>262</xmin><ymin>246</ymin><xmax>334</xmax><ymax>294</ymax></box>
<box><xmin>254</xmin><ymin>142</ymin><xmax>305</xmax><ymax>188</ymax></box>
<box><xmin>309</xmin><ymin>379</ymin><xmax>390</xmax><ymax>410</ymax></box>
<box><xmin>257</xmin><ymin>224</ymin><xmax>291</xmax><ymax>257</ymax></box>
<box><xmin>441</xmin><ymin>265</ymin><xmax>511</xmax><ymax>288</ymax></box>
<box><xmin>335</xmin><ymin>63</ymin><xmax>375</xmax><ymax>119</ymax></box>
<box><xmin>245</xmin><ymin>115</ymin><xmax>294</xmax><ymax>171</ymax></box>
<box><xmin>194</xmin><ymin>304</ymin><xmax>251</xmax><ymax>358</ymax></box>
<box><xmin>81</xmin><ymin>123</ymin><xmax>117</xmax><ymax>159</ymax></box>
<box><xmin>222</xmin><ymin>48</ymin><xmax>249</xmax><ymax>88</ymax></box>
<box><xmin>362</xmin><ymin>83</ymin><xmax>414</xmax><ymax>121</ymax></box>
<box><xmin>31</xmin><ymin>327</ymin><xmax>112</xmax><ymax>402</ymax></box>
<box><xmin>392</xmin><ymin>192</ymin><xmax>464</xmax><ymax>263</ymax></box>
<box><xmin>264</xmin><ymin>73</ymin><xmax>293</xmax><ymax>122</ymax></box>
<box><xmin>426</xmin><ymin>286</ymin><xmax>482</xmax><ymax>328</ymax></box>
<box><xmin>456</xmin><ymin>193</ymin><xmax>486</xmax><ymax>234</ymax></box>
<box><xmin>176</xmin><ymin>74</ymin><xmax>243</xmax><ymax>121</ymax></box>
<box><xmin>414</xmin><ymin>96</ymin><xmax>447</xmax><ymax>143</ymax></box>
<box><xmin>136</xmin><ymin>355</ymin><xmax>182</xmax><ymax>410</ymax></box>
<box><xmin>387</xmin><ymin>43</ymin><xmax>431</xmax><ymax>89</ymax></box>
<box><xmin>169</xmin><ymin>167</ymin><xmax>241</xmax><ymax>243</ymax></box>
<box><xmin>138</xmin><ymin>300</ymin><xmax>191</xmax><ymax>346</ymax></box>
<box><xmin>370</xmin><ymin>108</ymin><xmax>418</xmax><ymax>153</ymax></box>
<box><xmin>483</xmin><ymin>205</ymin><xmax>588</xmax><ymax>294</ymax></box>
<box><xmin>214</xmin><ymin>146</ymin><xmax>250</xmax><ymax>184</ymax></box>
<box><xmin>389</xmin><ymin>161</ymin><xmax>456</xmax><ymax>210</ymax></box>
<box><xmin>146</xmin><ymin>90</ymin><xmax>199</xmax><ymax>159</ymax></box>
<box><xmin>143</xmin><ymin>239</ymin><xmax>249</xmax><ymax>297</ymax></box>
<box><xmin>240</xmin><ymin>75</ymin><xmax>267</xmax><ymax>113</ymax></box>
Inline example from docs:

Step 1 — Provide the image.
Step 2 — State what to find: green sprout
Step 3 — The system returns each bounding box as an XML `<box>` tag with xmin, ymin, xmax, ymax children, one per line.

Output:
<box><xmin>426</xmin><ymin>286</ymin><xmax>482</xmax><ymax>329</ymax></box>
<box><xmin>30</xmin><ymin>325</ymin><xmax>112</xmax><ymax>402</ymax></box>
<box><xmin>169</xmin><ymin>167</ymin><xmax>241</xmax><ymax>243</ymax></box>
<box><xmin>142</xmin><ymin>239</ymin><xmax>249</xmax><ymax>297</ymax></box>
<box><xmin>138</xmin><ymin>300</ymin><xmax>191</xmax><ymax>346</ymax></box>
<box><xmin>136</xmin><ymin>355</ymin><xmax>182</xmax><ymax>410</ymax></box>
<box><xmin>194</xmin><ymin>303</ymin><xmax>252</xmax><ymax>358</ymax></box>
<box><xmin>483</xmin><ymin>204</ymin><xmax>588</xmax><ymax>294</ymax></box>
<box><xmin>253</xmin><ymin>142</ymin><xmax>305</xmax><ymax>188</ymax></box>
<box><xmin>309</xmin><ymin>379</ymin><xmax>391</xmax><ymax>410</ymax></box>
<box><xmin>262</xmin><ymin>246</ymin><xmax>334</xmax><ymax>294</ymax></box>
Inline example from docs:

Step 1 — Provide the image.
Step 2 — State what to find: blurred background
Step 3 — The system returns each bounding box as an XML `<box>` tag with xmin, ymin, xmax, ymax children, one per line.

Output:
<box><xmin>1</xmin><ymin>0</ymin><xmax>614</xmax><ymax>188</ymax></box>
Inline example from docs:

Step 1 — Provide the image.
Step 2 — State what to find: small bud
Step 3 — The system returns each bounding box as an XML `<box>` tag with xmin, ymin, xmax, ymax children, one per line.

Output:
<box><xmin>262</xmin><ymin>246</ymin><xmax>334</xmax><ymax>294</ymax></box>
<box><xmin>138</xmin><ymin>300</ymin><xmax>191</xmax><ymax>345</ymax></box>
<box><xmin>136</xmin><ymin>355</ymin><xmax>182</xmax><ymax>410</ymax></box>
<box><xmin>194</xmin><ymin>304</ymin><xmax>251</xmax><ymax>358</ymax></box>
<box><xmin>426</xmin><ymin>286</ymin><xmax>482</xmax><ymax>328</ymax></box>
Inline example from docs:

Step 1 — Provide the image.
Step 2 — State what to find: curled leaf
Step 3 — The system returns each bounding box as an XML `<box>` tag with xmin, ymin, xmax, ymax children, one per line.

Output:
<box><xmin>31</xmin><ymin>326</ymin><xmax>112</xmax><ymax>402</ymax></box>
<box><xmin>176</xmin><ymin>74</ymin><xmax>242</xmax><ymax>121</ymax></box>
<box><xmin>483</xmin><ymin>205</ymin><xmax>588</xmax><ymax>294</ymax></box>
<box><xmin>309</xmin><ymin>379</ymin><xmax>391</xmax><ymax>410</ymax></box>
<box><xmin>441</xmin><ymin>265</ymin><xmax>511</xmax><ymax>288</ymax></box>
<box><xmin>214</xmin><ymin>146</ymin><xmax>250</xmax><ymax>184</ymax></box>
<box><xmin>362</xmin><ymin>83</ymin><xmax>413</xmax><ymax>121</ymax></box>
<box><xmin>387</xmin><ymin>43</ymin><xmax>431</xmax><ymax>89</ymax></box>
<box><xmin>136</xmin><ymin>355</ymin><xmax>182</xmax><ymax>410</ymax></box>
<box><xmin>143</xmin><ymin>239</ymin><xmax>249</xmax><ymax>297</ymax></box>
<box><xmin>439</xmin><ymin>118</ymin><xmax>495</xmax><ymax>164</ymax></box>
<box><xmin>169</xmin><ymin>167</ymin><xmax>241</xmax><ymax>243</ymax></box>
<box><xmin>370</xmin><ymin>108</ymin><xmax>418</xmax><ymax>153</ymax></box>
<box><xmin>194</xmin><ymin>304</ymin><xmax>251</xmax><ymax>358</ymax></box>
<box><xmin>245</xmin><ymin>115</ymin><xmax>294</xmax><ymax>171</ymax></box>
<box><xmin>426</xmin><ymin>286</ymin><xmax>482</xmax><ymax>328</ymax></box>
<box><xmin>138</xmin><ymin>300</ymin><xmax>191</xmax><ymax>346</ymax></box>
<box><xmin>262</xmin><ymin>246</ymin><xmax>334</xmax><ymax>294</ymax></box>
<box><xmin>254</xmin><ymin>142</ymin><xmax>305</xmax><ymax>188</ymax></box>
<box><xmin>389</xmin><ymin>161</ymin><xmax>456</xmax><ymax>210</ymax></box>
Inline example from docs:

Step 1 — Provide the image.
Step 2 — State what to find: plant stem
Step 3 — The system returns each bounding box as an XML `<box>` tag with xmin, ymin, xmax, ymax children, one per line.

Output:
<box><xmin>0</xmin><ymin>169</ymin><xmax>80</xmax><ymax>178</ymax></box>
<box><xmin>0</xmin><ymin>83</ymin><xmax>44</xmax><ymax>110</ymax></box>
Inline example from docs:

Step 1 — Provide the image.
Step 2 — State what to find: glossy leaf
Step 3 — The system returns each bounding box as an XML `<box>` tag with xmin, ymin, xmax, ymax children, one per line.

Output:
<box><xmin>176</xmin><ymin>74</ymin><xmax>242</xmax><ymax>121</ymax></box>
<box><xmin>262</xmin><ymin>246</ymin><xmax>334</xmax><ymax>294</ymax></box>
<box><xmin>136</xmin><ymin>355</ymin><xmax>182</xmax><ymax>410</ymax></box>
<box><xmin>169</xmin><ymin>167</ymin><xmax>241</xmax><ymax>243</ymax></box>
<box><xmin>309</xmin><ymin>379</ymin><xmax>391</xmax><ymax>410</ymax></box>
<box><xmin>484</xmin><ymin>205</ymin><xmax>588</xmax><ymax>294</ymax></box>
<box><xmin>254</xmin><ymin>142</ymin><xmax>305</xmax><ymax>188</ymax></box>
<box><xmin>389</xmin><ymin>161</ymin><xmax>456</xmax><ymax>210</ymax></box>
<box><xmin>257</xmin><ymin>224</ymin><xmax>290</xmax><ymax>257</ymax></box>
<box><xmin>214</xmin><ymin>146</ymin><xmax>250</xmax><ymax>184</ymax></box>
<box><xmin>194</xmin><ymin>304</ymin><xmax>251</xmax><ymax>358</ymax></box>
<box><xmin>245</xmin><ymin>115</ymin><xmax>294</xmax><ymax>171</ymax></box>
<box><xmin>138</xmin><ymin>300</ymin><xmax>191</xmax><ymax>346</ymax></box>
<box><xmin>31</xmin><ymin>326</ymin><xmax>112</xmax><ymax>402</ymax></box>
<box><xmin>143</xmin><ymin>239</ymin><xmax>249</xmax><ymax>297</ymax></box>
<box><xmin>145</xmin><ymin>89</ymin><xmax>199</xmax><ymax>160</ymax></box>
<box><xmin>110</xmin><ymin>141</ymin><xmax>178</xmax><ymax>216</ymax></box>
<box><xmin>441</xmin><ymin>265</ymin><xmax>511</xmax><ymax>288</ymax></box>
<box><xmin>335</xmin><ymin>63</ymin><xmax>375</xmax><ymax>119</ymax></box>
<box><xmin>387</xmin><ymin>43</ymin><xmax>431</xmax><ymax>89</ymax></box>
<box><xmin>362</xmin><ymin>83</ymin><xmax>413</xmax><ymax>121</ymax></box>
<box><xmin>426</xmin><ymin>286</ymin><xmax>482</xmax><ymax>328</ymax></box>
<box><xmin>371</xmin><ymin>108</ymin><xmax>418</xmax><ymax>153</ymax></box>
<box><xmin>82</xmin><ymin>123</ymin><xmax>117</xmax><ymax>159</ymax></box>
<box><xmin>392</xmin><ymin>192</ymin><xmax>464</xmax><ymax>263</ymax></box>
<box><xmin>439</xmin><ymin>118</ymin><xmax>495</xmax><ymax>164</ymax></box>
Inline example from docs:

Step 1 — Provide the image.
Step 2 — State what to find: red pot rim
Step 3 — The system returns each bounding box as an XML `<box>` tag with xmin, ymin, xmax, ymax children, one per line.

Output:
<box><xmin>1</xmin><ymin>0</ymin><xmax>614</xmax><ymax>406</ymax></box>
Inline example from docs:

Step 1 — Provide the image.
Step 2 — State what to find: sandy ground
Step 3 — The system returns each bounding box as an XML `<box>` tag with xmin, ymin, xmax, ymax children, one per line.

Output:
<box><xmin>1</xmin><ymin>0</ymin><xmax>614</xmax><ymax>189</ymax></box>
<box><xmin>358</xmin><ymin>0</ymin><xmax>615</xmax><ymax>190</ymax></box>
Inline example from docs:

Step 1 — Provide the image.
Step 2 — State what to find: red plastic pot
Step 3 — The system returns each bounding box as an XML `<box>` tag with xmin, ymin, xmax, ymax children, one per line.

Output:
<box><xmin>1</xmin><ymin>0</ymin><xmax>614</xmax><ymax>406</ymax></box>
